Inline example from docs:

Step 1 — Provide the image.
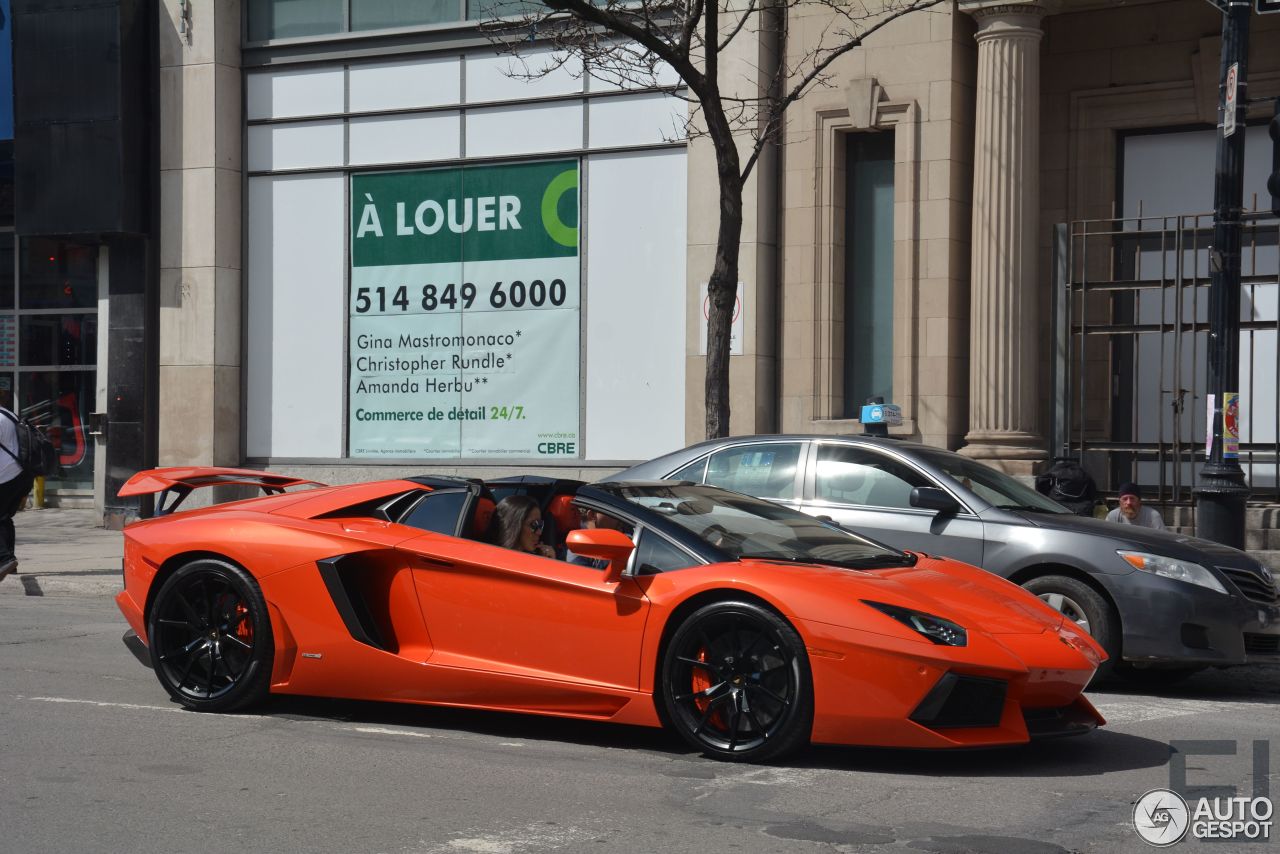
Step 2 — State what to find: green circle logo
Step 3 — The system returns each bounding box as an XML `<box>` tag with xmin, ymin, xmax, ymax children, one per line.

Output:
<box><xmin>541</xmin><ymin>169</ymin><xmax>578</xmax><ymax>248</ymax></box>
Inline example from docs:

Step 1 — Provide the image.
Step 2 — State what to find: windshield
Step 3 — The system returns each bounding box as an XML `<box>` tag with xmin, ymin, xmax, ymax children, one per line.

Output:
<box><xmin>606</xmin><ymin>483</ymin><xmax>911</xmax><ymax>566</ymax></box>
<box><xmin>912</xmin><ymin>449</ymin><xmax>1070</xmax><ymax>514</ymax></box>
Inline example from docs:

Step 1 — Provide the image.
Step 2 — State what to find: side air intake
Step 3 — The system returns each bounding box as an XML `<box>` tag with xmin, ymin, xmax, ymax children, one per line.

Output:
<box><xmin>317</xmin><ymin>555</ymin><xmax>390</xmax><ymax>651</ymax></box>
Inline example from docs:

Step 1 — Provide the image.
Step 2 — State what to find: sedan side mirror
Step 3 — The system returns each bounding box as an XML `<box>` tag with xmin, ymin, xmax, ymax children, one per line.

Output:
<box><xmin>565</xmin><ymin>528</ymin><xmax>636</xmax><ymax>581</ymax></box>
<box><xmin>911</xmin><ymin>486</ymin><xmax>960</xmax><ymax>514</ymax></box>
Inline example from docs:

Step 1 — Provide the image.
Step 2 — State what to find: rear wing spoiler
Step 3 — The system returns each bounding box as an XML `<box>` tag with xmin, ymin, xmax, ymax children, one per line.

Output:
<box><xmin>118</xmin><ymin>467</ymin><xmax>327</xmax><ymax>517</ymax></box>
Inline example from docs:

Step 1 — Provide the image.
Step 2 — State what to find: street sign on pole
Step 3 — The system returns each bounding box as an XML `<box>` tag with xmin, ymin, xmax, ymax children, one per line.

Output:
<box><xmin>1225</xmin><ymin>63</ymin><xmax>1238</xmax><ymax>137</ymax></box>
<box><xmin>1258</xmin><ymin>0</ymin><xmax>1280</xmax><ymax>14</ymax></box>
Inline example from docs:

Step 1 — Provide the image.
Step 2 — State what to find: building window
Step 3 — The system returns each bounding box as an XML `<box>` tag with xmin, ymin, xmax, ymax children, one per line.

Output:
<box><xmin>352</xmin><ymin>0</ymin><xmax>463</xmax><ymax>30</ymax></box>
<box><xmin>247</xmin><ymin>0</ymin><xmax>546</xmax><ymax>40</ymax></box>
<box><xmin>249</xmin><ymin>0</ymin><xmax>345</xmax><ymax>41</ymax></box>
<box><xmin>843</xmin><ymin>132</ymin><xmax>894</xmax><ymax>418</ymax></box>
<box><xmin>0</xmin><ymin>0</ymin><xmax>12</xmax><ymax>229</ymax></box>
<box><xmin>0</xmin><ymin>236</ymin><xmax>98</xmax><ymax>493</ymax></box>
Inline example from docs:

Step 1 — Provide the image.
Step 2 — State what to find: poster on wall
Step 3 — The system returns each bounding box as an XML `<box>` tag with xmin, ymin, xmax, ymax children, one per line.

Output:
<box><xmin>349</xmin><ymin>160</ymin><xmax>580</xmax><ymax>459</ymax></box>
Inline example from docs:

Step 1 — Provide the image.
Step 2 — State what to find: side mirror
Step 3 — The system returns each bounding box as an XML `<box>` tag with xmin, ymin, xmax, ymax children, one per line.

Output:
<box><xmin>565</xmin><ymin>528</ymin><xmax>636</xmax><ymax>581</ymax></box>
<box><xmin>910</xmin><ymin>486</ymin><xmax>960</xmax><ymax>514</ymax></box>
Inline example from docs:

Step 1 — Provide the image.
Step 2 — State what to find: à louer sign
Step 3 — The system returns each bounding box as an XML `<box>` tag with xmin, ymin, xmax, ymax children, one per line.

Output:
<box><xmin>348</xmin><ymin>160</ymin><xmax>581</xmax><ymax>459</ymax></box>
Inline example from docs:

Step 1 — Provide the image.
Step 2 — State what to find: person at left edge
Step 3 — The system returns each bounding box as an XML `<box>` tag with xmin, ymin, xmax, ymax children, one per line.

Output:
<box><xmin>0</xmin><ymin>391</ymin><xmax>35</xmax><ymax>581</ymax></box>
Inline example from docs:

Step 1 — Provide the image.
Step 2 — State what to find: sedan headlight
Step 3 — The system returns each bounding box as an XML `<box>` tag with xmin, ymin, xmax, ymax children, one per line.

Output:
<box><xmin>863</xmin><ymin>601</ymin><xmax>967</xmax><ymax>646</ymax></box>
<box><xmin>1117</xmin><ymin>551</ymin><xmax>1227</xmax><ymax>595</ymax></box>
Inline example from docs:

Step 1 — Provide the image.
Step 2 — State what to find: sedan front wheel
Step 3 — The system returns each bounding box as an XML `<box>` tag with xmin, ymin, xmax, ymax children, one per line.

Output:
<box><xmin>1023</xmin><ymin>574</ymin><xmax>1118</xmax><ymax>675</ymax></box>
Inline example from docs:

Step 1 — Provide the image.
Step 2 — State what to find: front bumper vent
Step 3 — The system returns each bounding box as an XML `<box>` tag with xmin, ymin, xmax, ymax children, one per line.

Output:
<box><xmin>909</xmin><ymin>673</ymin><xmax>1007</xmax><ymax>730</ymax></box>
<box><xmin>1023</xmin><ymin>704</ymin><xmax>1099</xmax><ymax>740</ymax></box>
<box><xmin>1244</xmin><ymin>633</ymin><xmax>1280</xmax><ymax>656</ymax></box>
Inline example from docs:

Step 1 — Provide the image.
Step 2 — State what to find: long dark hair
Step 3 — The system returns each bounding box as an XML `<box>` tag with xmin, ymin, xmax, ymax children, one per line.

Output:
<box><xmin>488</xmin><ymin>494</ymin><xmax>539</xmax><ymax>550</ymax></box>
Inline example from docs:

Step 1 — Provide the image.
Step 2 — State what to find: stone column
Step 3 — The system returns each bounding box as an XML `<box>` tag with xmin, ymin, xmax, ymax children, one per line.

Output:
<box><xmin>960</xmin><ymin>2</ymin><xmax>1047</xmax><ymax>473</ymax></box>
<box><xmin>157</xmin><ymin>1</ymin><xmax>242</xmax><ymax>472</ymax></box>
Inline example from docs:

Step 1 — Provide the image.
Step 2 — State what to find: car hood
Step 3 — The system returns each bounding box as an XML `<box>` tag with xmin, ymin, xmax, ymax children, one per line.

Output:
<box><xmin>1006</xmin><ymin>510</ymin><xmax>1263</xmax><ymax>570</ymax></box>
<box><xmin>737</xmin><ymin>555</ymin><xmax>1065</xmax><ymax>636</ymax></box>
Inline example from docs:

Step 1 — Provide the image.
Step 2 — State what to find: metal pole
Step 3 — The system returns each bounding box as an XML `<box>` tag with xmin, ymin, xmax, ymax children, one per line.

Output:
<box><xmin>1194</xmin><ymin>0</ymin><xmax>1251</xmax><ymax>547</ymax></box>
<box><xmin>1052</xmin><ymin>222</ymin><xmax>1069</xmax><ymax>458</ymax></box>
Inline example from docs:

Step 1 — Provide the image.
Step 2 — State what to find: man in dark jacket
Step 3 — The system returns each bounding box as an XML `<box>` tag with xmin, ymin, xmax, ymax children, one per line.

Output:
<box><xmin>1105</xmin><ymin>481</ymin><xmax>1167</xmax><ymax>530</ymax></box>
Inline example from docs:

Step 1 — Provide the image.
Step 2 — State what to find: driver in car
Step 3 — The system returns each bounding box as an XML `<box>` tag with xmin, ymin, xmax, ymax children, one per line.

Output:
<box><xmin>566</xmin><ymin>507</ymin><xmax>632</xmax><ymax>569</ymax></box>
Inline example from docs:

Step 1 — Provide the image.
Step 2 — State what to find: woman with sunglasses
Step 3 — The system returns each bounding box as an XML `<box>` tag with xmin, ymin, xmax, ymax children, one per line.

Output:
<box><xmin>487</xmin><ymin>494</ymin><xmax>556</xmax><ymax>558</ymax></box>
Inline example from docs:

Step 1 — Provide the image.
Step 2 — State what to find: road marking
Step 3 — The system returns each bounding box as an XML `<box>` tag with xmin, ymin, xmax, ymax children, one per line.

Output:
<box><xmin>348</xmin><ymin>725</ymin><xmax>442</xmax><ymax>740</ymax></box>
<box><xmin>692</xmin><ymin>765</ymin><xmax>821</xmax><ymax>801</ymax></box>
<box><xmin>1091</xmin><ymin>696</ymin><xmax>1256</xmax><ymax>725</ymax></box>
<box><xmin>442</xmin><ymin>822</ymin><xmax>594</xmax><ymax>854</ymax></box>
<box><xmin>19</xmin><ymin>695</ymin><xmax>180</xmax><ymax>714</ymax></box>
<box><xmin>14</xmin><ymin>696</ymin><xmax>547</xmax><ymax>751</ymax></box>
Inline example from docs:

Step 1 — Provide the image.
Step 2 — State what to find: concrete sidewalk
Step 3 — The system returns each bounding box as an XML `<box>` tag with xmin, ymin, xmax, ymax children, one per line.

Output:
<box><xmin>0</xmin><ymin>508</ymin><xmax>124</xmax><ymax>598</ymax></box>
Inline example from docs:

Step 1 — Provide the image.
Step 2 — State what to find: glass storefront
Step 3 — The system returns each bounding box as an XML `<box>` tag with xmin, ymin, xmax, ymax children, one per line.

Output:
<box><xmin>0</xmin><ymin>233</ymin><xmax>97</xmax><ymax>493</ymax></box>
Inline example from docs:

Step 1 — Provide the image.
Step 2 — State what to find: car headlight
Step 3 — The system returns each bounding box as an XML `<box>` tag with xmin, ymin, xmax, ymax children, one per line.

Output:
<box><xmin>863</xmin><ymin>601</ymin><xmax>968</xmax><ymax>646</ymax></box>
<box><xmin>1117</xmin><ymin>551</ymin><xmax>1228</xmax><ymax>595</ymax></box>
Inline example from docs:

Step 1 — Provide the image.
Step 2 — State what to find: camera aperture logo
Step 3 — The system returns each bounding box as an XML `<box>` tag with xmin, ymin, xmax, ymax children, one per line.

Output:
<box><xmin>1132</xmin><ymin>789</ymin><xmax>1274</xmax><ymax>846</ymax></box>
<box><xmin>1134</xmin><ymin>789</ymin><xmax>1190</xmax><ymax>847</ymax></box>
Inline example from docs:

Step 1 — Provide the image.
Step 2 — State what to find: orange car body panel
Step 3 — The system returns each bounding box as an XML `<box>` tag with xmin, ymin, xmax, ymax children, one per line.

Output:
<box><xmin>117</xmin><ymin>471</ymin><xmax>1106</xmax><ymax>746</ymax></box>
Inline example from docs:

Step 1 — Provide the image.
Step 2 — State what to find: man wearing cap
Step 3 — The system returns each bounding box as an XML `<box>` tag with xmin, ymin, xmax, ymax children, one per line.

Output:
<box><xmin>1105</xmin><ymin>482</ymin><xmax>1166</xmax><ymax>530</ymax></box>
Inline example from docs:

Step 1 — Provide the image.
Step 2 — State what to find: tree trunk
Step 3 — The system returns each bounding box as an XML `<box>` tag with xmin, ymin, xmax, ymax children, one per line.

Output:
<box><xmin>703</xmin><ymin>108</ymin><xmax>744</xmax><ymax>440</ymax></box>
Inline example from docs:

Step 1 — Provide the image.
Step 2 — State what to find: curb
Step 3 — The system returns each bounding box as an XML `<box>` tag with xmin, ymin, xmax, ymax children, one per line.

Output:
<box><xmin>0</xmin><ymin>572</ymin><xmax>121</xmax><ymax>598</ymax></box>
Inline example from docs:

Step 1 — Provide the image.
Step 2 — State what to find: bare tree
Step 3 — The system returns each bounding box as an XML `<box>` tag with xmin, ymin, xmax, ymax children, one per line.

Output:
<box><xmin>485</xmin><ymin>0</ymin><xmax>943</xmax><ymax>439</ymax></box>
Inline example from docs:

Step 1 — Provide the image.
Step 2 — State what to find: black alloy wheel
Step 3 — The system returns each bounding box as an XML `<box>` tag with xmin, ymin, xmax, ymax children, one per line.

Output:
<box><xmin>661</xmin><ymin>601</ymin><xmax>813</xmax><ymax>762</ymax></box>
<box><xmin>147</xmin><ymin>559</ymin><xmax>274</xmax><ymax>712</ymax></box>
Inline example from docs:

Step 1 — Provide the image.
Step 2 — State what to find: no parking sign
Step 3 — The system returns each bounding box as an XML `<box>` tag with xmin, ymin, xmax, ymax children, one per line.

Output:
<box><xmin>698</xmin><ymin>282</ymin><xmax>745</xmax><ymax>356</ymax></box>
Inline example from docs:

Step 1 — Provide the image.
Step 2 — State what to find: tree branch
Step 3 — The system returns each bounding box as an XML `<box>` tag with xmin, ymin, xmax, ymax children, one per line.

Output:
<box><xmin>718</xmin><ymin>0</ymin><xmax>759</xmax><ymax>53</ymax></box>
<box><xmin>680</xmin><ymin>0</ymin><xmax>705</xmax><ymax>54</ymax></box>
<box><xmin>539</xmin><ymin>0</ymin><xmax>708</xmax><ymax>92</ymax></box>
<box><xmin>703</xmin><ymin>0</ymin><xmax>718</xmax><ymax>95</ymax></box>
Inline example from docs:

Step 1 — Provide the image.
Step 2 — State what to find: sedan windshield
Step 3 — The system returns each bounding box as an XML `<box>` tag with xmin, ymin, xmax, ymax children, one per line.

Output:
<box><xmin>608</xmin><ymin>483</ymin><xmax>912</xmax><ymax>566</ymax></box>
<box><xmin>912</xmin><ymin>448</ymin><xmax>1070</xmax><ymax>514</ymax></box>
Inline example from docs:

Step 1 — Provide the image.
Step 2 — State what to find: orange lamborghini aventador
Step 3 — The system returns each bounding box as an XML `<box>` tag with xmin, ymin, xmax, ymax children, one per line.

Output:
<box><xmin>114</xmin><ymin>468</ymin><xmax>1106</xmax><ymax>762</ymax></box>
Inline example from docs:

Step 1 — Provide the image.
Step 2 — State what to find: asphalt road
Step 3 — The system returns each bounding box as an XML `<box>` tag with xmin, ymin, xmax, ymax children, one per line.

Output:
<box><xmin>3</xmin><ymin>596</ymin><xmax>1278</xmax><ymax>854</ymax></box>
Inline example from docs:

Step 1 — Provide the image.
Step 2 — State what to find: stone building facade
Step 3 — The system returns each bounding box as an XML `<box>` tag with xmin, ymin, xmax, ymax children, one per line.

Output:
<box><xmin>58</xmin><ymin>0</ymin><xmax>1280</xmax><ymax>515</ymax></box>
<box><xmin>687</xmin><ymin>0</ymin><xmax>1279</xmax><ymax>479</ymax></box>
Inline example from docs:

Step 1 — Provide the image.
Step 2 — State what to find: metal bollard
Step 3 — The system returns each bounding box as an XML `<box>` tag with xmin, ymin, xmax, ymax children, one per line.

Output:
<box><xmin>33</xmin><ymin>475</ymin><xmax>45</xmax><ymax>509</ymax></box>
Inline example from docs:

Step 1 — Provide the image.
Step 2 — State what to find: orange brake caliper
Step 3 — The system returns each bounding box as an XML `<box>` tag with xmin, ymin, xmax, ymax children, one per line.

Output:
<box><xmin>691</xmin><ymin>648</ymin><xmax>726</xmax><ymax>729</ymax></box>
<box><xmin>233</xmin><ymin>603</ymin><xmax>253</xmax><ymax>642</ymax></box>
